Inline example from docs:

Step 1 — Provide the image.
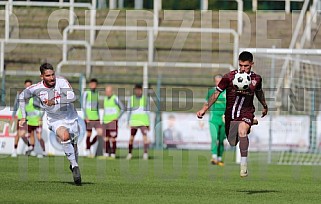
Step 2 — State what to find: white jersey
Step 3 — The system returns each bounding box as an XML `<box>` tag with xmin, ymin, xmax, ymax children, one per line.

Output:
<box><xmin>19</xmin><ymin>76</ymin><xmax>78</xmax><ymax>123</ymax></box>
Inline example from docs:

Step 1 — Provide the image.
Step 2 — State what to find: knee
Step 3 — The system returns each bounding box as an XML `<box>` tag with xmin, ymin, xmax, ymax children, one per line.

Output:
<box><xmin>96</xmin><ymin>128</ymin><xmax>103</xmax><ymax>136</ymax></box>
<box><xmin>129</xmin><ymin>136</ymin><xmax>134</xmax><ymax>143</ymax></box>
<box><xmin>111</xmin><ymin>138</ymin><xmax>116</xmax><ymax>143</ymax></box>
<box><xmin>238</xmin><ymin>122</ymin><xmax>249</xmax><ymax>138</ymax></box>
<box><xmin>57</xmin><ymin>128</ymin><xmax>70</xmax><ymax>142</ymax></box>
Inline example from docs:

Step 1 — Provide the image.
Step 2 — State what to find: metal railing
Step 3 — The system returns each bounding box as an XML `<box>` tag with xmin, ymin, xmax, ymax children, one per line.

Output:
<box><xmin>61</xmin><ymin>25</ymin><xmax>239</xmax><ymax>78</ymax></box>
<box><xmin>0</xmin><ymin>0</ymin><xmax>96</xmax><ymax>44</ymax></box>
<box><xmin>0</xmin><ymin>38</ymin><xmax>90</xmax><ymax>77</ymax></box>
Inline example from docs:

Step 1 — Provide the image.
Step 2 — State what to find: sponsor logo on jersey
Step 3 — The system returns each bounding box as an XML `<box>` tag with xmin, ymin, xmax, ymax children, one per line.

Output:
<box><xmin>242</xmin><ymin>117</ymin><xmax>251</xmax><ymax>124</ymax></box>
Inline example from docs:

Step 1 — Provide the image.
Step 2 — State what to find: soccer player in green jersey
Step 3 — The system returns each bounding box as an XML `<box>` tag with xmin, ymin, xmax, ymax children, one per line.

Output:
<box><xmin>206</xmin><ymin>74</ymin><xmax>226</xmax><ymax>166</ymax></box>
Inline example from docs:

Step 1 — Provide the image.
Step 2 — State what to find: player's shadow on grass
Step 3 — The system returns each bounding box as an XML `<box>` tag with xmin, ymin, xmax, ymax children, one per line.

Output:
<box><xmin>237</xmin><ymin>190</ymin><xmax>279</xmax><ymax>195</ymax></box>
<box><xmin>37</xmin><ymin>180</ymin><xmax>95</xmax><ymax>186</ymax></box>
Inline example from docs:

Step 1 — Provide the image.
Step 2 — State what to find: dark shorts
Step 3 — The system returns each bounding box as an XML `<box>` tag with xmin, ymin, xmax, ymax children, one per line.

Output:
<box><xmin>85</xmin><ymin>120</ymin><xmax>102</xmax><ymax>131</ymax></box>
<box><xmin>28</xmin><ymin>125</ymin><xmax>42</xmax><ymax>133</ymax></box>
<box><xmin>225</xmin><ymin>112</ymin><xmax>254</xmax><ymax>139</ymax></box>
<box><xmin>102</xmin><ymin>120</ymin><xmax>118</xmax><ymax>138</ymax></box>
<box><xmin>131</xmin><ymin>126</ymin><xmax>149</xmax><ymax>136</ymax></box>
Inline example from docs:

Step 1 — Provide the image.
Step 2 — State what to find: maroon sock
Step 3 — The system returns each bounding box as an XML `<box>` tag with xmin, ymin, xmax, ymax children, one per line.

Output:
<box><xmin>144</xmin><ymin>143</ymin><xmax>149</xmax><ymax>154</ymax></box>
<box><xmin>90</xmin><ymin>136</ymin><xmax>98</xmax><ymax>146</ymax></box>
<box><xmin>129</xmin><ymin>144</ymin><xmax>133</xmax><ymax>154</ymax></box>
<box><xmin>14</xmin><ymin>144</ymin><xmax>18</xmax><ymax>149</ymax></box>
<box><xmin>112</xmin><ymin>141</ymin><xmax>117</xmax><ymax>154</ymax></box>
<box><xmin>239</xmin><ymin>136</ymin><xmax>249</xmax><ymax>157</ymax></box>
<box><xmin>86</xmin><ymin>137</ymin><xmax>91</xmax><ymax>149</ymax></box>
<box><xmin>105</xmin><ymin>140</ymin><xmax>110</xmax><ymax>154</ymax></box>
<box><xmin>39</xmin><ymin>139</ymin><xmax>45</xmax><ymax>151</ymax></box>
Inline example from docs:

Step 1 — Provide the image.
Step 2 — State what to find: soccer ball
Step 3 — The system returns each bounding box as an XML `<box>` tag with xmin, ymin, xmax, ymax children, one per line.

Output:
<box><xmin>232</xmin><ymin>72</ymin><xmax>251</xmax><ymax>90</ymax></box>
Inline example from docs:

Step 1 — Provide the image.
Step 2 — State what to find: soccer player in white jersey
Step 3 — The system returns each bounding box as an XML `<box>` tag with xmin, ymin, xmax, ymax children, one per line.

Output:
<box><xmin>19</xmin><ymin>63</ymin><xmax>81</xmax><ymax>185</ymax></box>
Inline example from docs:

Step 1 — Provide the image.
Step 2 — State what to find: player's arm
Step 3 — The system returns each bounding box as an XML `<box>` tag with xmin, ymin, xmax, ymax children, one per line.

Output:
<box><xmin>197</xmin><ymin>91</ymin><xmax>221</xmax><ymax>118</ymax></box>
<box><xmin>18</xmin><ymin>88</ymin><xmax>34</xmax><ymax>126</ymax></box>
<box><xmin>11</xmin><ymin>93</ymin><xmax>19</xmax><ymax>119</ymax></box>
<box><xmin>255</xmin><ymin>77</ymin><xmax>268</xmax><ymax>118</ymax></box>
<box><xmin>81</xmin><ymin>91</ymin><xmax>88</xmax><ymax>120</ymax></box>
<box><xmin>197</xmin><ymin>75</ymin><xmax>229</xmax><ymax>118</ymax></box>
<box><xmin>127</xmin><ymin>97</ymin><xmax>131</xmax><ymax>126</ymax></box>
<box><xmin>115</xmin><ymin>97</ymin><xmax>125</xmax><ymax>119</ymax></box>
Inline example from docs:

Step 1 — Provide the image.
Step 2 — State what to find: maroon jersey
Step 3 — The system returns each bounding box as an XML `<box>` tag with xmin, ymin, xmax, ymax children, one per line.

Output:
<box><xmin>216</xmin><ymin>70</ymin><xmax>262</xmax><ymax>124</ymax></box>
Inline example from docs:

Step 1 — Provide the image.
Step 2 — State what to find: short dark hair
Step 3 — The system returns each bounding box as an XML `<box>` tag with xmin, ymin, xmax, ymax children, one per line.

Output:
<box><xmin>213</xmin><ymin>74</ymin><xmax>223</xmax><ymax>79</ymax></box>
<box><xmin>24</xmin><ymin>79</ymin><xmax>32</xmax><ymax>84</ymax></box>
<box><xmin>40</xmin><ymin>63</ymin><xmax>54</xmax><ymax>74</ymax></box>
<box><xmin>134</xmin><ymin>84</ymin><xmax>142</xmax><ymax>89</ymax></box>
<box><xmin>89</xmin><ymin>78</ymin><xmax>98</xmax><ymax>84</ymax></box>
<box><xmin>239</xmin><ymin>51</ymin><xmax>253</xmax><ymax>62</ymax></box>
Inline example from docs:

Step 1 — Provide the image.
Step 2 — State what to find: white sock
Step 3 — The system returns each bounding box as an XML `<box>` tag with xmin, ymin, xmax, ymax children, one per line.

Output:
<box><xmin>62</xmin><ymin>140</ymin><xmax>78</xmax><ymax>168</ymax></box>
<box><xmin>218</xmin><ymin>157</ymin><xmax>222</xmax><ymax>162</ymax></box>
<box><xmin>212</xmin><ymin>154</ymin><xmax>218</xmax><ymax>160</ymax></box>
<box><xmin>241</xmin><ymin>157</ymin><xmax>247</xmax><ymax>164</ymax></box>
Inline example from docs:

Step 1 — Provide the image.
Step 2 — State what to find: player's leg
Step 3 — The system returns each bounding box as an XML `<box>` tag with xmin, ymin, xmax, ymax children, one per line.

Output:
<box><xmin>56</xmin><ymin>125</ymin><xmax>81</xmax><ymax>185</ymax></box>
<box><xmin>110</xmin><ymin>137</ymin><xmax>117</xmax><ymax>159</ymax></box>
<box><xmin>11</xmin><ymin>133</ymin><xmax>19</xmax><ymax>157</ymax></box>
<box><xmin>209</xmin><ymin>121</ymin><xmax>219</xmax><ymax>164</ymax></box>
<box><xmin>13</xmin><ymin>124</ymin><xmax>29</xmax><ymax>157</ymax></box>
<box><xmin>25</xmin><ymin>127</ymin><xmax>36</xmax><ymax>156</ymax></box>
<box><xmin>95</xmin><ymin>122</ymin><xmax>103</xmax><ymax>142</ymax></box>
<box><xmin>227</xmin><ymin>120</ymin><xmax>240</xmax><ymax>146</ymax></box>
<box><xmin>12</xmin><ymin>123</ymin><xmax>25</xmax><ymax>157</ymax></box>
<box><xmin>142</xmin><ymin>126</ymin><xmax>149</xmax><ymax>160</ymax></box>
<box><xmin>85</xmin><ymin>120</ymin><xmax>95</xmax><ymax>157</ymax></box>
<box><xmin>36</xmin><ymin>126</ymin><xmax>46</xmax><ymax>158</ymax></box>
<box><xmin>101</xmin><ymin>123</ymin><xmax>110</xmax><ymax>157</ymax></box>
<box><xmin>217</xmin><ymin>123</ymin><xmax>226</xmax><ymax>166</ymax></box>
<box><xmin>127</xmin><ymin>128</ymin><xmax>137</xmax><ymax>160</ymax></box>
<box><xmin>238</xmin><ymin>121</ymin><xmax>251</xmax><ymax>177</ymax></box>
<box><xmin>104</xmin><ymin>136</ymin><xmax>111</xmax><ymax>157</ymax></box>
<box><xmin>109</xmin><ymin>120</ymin><xmax>118</xmax><ymax>159</ymax></box>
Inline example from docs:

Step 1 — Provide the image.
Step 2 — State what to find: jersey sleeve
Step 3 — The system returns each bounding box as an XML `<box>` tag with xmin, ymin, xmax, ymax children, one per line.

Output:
<box><xmin>19</xmin><ymin>86</ymin><xmax>36</xmax><ymax>119</ymax></box>
<box><xmin>216</xmin><ymin>73</ymin><xmax>230</xmax><ymax>92</ymax></box>
<box><xmin>255</xmin><ymin>75</ymin><xmax>263</xmax><ymax>91</ymax></box>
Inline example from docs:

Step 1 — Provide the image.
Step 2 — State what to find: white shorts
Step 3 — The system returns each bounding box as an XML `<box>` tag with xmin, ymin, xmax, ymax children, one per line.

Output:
<box><xmin>49</xmin><ymin>119</ymin><xmax>79</xmax><ymax>143</ymax></box>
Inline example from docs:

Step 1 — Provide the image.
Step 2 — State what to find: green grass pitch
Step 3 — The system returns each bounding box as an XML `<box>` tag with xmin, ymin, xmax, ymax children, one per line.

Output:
<box><xmin>1</xmin><ymin>149</ymin><xmax>321</xmax><ymax>204</ymax></box>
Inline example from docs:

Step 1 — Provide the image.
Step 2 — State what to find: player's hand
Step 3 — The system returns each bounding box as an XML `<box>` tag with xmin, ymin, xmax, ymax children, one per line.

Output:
<box><xmin>43</xmin><ymin>99</ymin><xmax>55</xmax><ymax>106</ymax></box>
<box><xmin>261</xmin><ymin>106</ymin><xmax>268</xmax><ymax>118</ymax></box>
<box><xmin>85</xmin><ymin>119</ymin><xmax>90</xmax><ymax>123</ymax></box>
<box><xmin>196</xmin><ymin>109</ymin><xmax>206</xmax><ymax>119</ymax></box>
<box><xmin>19</xmin><ymin>118</ymin><xmax>26</xmax><ymax>127</ymax></box>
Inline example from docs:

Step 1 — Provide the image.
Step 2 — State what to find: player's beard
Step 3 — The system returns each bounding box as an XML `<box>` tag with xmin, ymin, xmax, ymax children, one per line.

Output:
<box><xmin>44</xmin><ymin>79</ymin><xmax>56</xmax><ymax>88</ymax></box>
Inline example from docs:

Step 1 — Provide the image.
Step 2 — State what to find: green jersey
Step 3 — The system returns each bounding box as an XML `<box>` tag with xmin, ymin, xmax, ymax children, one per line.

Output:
<box><xmin>206</xmin><ymin>88</ymin><xmax>226</xmax><ymax>120</ymax></box>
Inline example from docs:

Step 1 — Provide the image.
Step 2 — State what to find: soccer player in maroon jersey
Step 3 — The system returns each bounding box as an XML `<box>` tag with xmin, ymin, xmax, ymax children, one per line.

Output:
<box><xmin>197</xmin><ymin>51</ymin><xmax>268</xmax><ymax>177</ymax></box>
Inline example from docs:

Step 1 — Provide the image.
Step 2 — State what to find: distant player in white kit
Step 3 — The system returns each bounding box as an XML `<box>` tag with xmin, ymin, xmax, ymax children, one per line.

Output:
<box><xmin>19</xmin><ymin>63</ymin><xmax>81</xmax><ymax>185</ymax></box>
